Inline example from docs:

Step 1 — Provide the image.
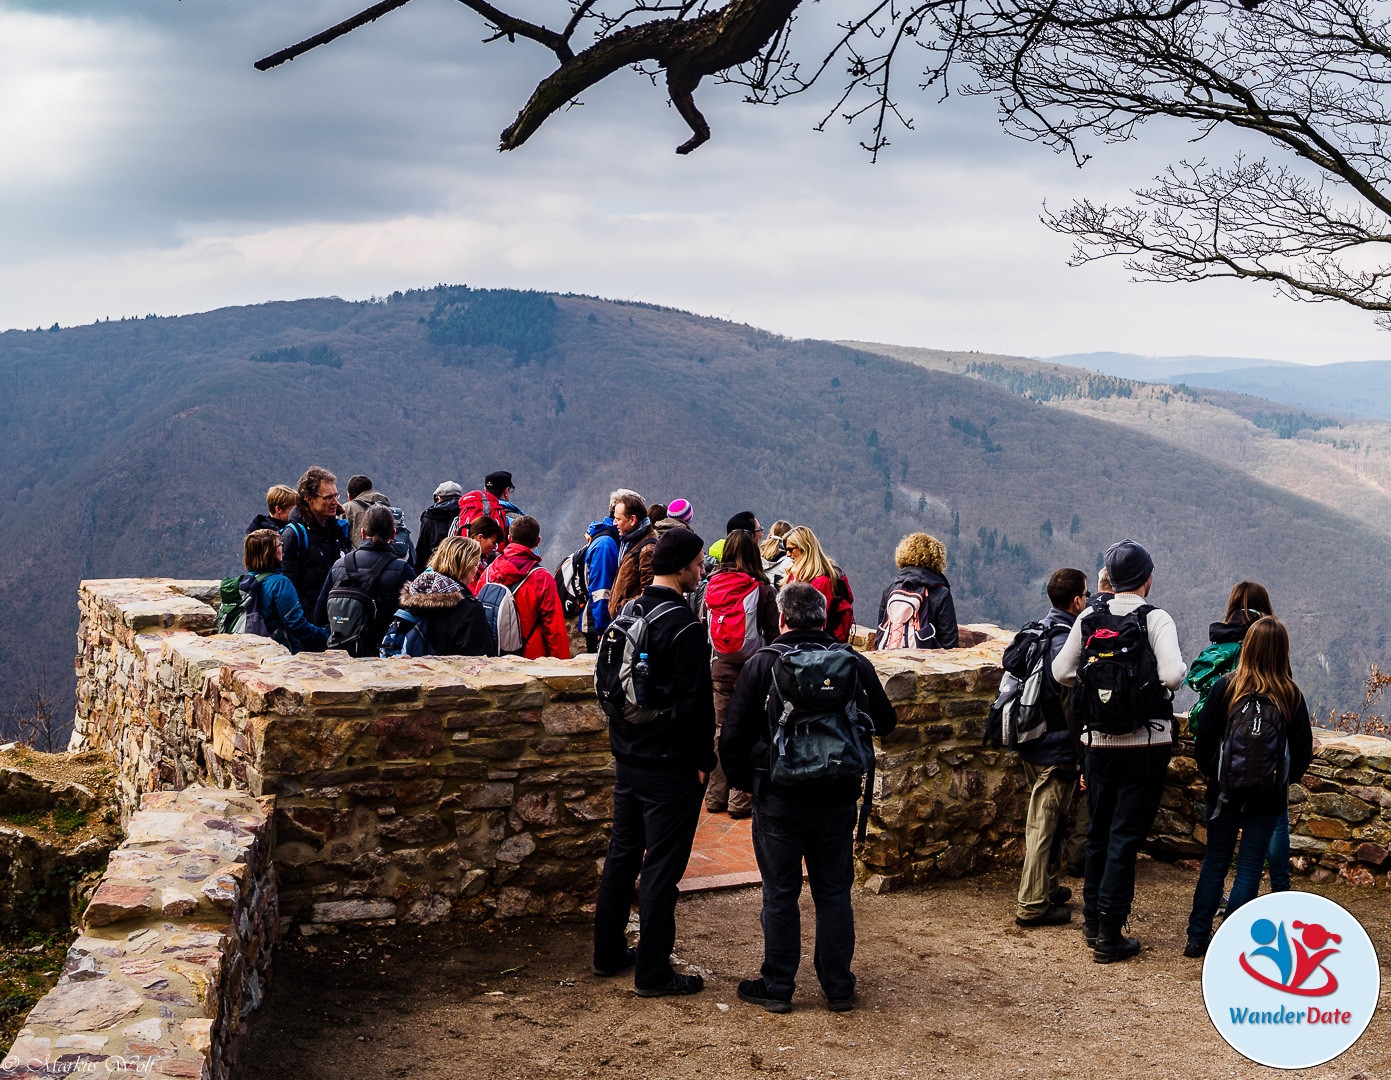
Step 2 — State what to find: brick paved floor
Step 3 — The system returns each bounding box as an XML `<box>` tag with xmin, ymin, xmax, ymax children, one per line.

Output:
<box><xmin>679</xmin><ymin>808</ymin><xmax>759</xmax><ymax>892</ymax></box>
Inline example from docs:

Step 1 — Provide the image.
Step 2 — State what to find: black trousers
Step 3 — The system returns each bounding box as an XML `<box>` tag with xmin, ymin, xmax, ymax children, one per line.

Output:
<box><xmin>593</xmin><ymin>762</ymin><xmax>705</xmax><ymax>988</ymax></box>
<box><xmin>1082</xmin><ymin>743</ymin><xmax>1172</xmax><ymax>924</ymax></box>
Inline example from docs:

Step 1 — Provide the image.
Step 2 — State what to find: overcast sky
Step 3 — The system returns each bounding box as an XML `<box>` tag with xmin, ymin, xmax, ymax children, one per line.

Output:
<box><xmin>3</xmin><ymin>0</ymin><xmax>1387</xmax><ymax>365</ymax></box>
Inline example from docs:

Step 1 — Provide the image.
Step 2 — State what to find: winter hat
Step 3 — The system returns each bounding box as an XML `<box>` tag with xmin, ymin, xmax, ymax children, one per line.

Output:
<box><xmin>389</xmin><ymin>506</ymin><xmax>406</xmax><ymax>529</ymax></box>
<box><xmin>667</xmin><ymin>498</ymin><xmax>693</xmax><ymax>524</ymax></box>
<box><xmin>1104</xmin><ymin>538</ymin><xmax>1154</xmax><ymax>593</ymax></box>
<box><xmin>433</xmin><ymin>481</ymin><xmax>462</xmax><ymax>499</ymax></box>
<box><xmin>651</xmin><ymin>528</ymin><xmax>705</xmax><ymax>575</ymax></box>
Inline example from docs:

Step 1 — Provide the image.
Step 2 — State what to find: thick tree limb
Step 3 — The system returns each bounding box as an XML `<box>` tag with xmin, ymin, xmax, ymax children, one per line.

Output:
<box><xmin>497</xmin><ymin>0</ymin><xmax>806</xmax><ymax>152</ymax></box>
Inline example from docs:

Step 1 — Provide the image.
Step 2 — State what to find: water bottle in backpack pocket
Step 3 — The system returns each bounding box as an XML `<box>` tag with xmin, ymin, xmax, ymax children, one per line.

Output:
<box><xmin>593</xmin><ymin>600</ymin><xmax>685</xmax><ymax>724</ymax></box>
<box><xmin>1218</xmin><ymin>692</ymin><xmax>1289</xmax><ymax>807</ymax></box>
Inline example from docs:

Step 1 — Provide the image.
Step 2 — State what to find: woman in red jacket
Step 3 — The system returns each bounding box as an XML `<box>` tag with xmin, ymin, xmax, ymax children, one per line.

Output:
<box><xmin>783</xmin><ymin>526</ymin><xmax>854</xmax><ymax>643</ymax></box>
<box><xmin>702</xmin><ymin>529</ymin><xmax>778</xmax><ymax>816</ymax></box>
<box><xmin>479</xmin><ymin>516</ymin><xmax>571</xmax><ymax>659</ymax></box>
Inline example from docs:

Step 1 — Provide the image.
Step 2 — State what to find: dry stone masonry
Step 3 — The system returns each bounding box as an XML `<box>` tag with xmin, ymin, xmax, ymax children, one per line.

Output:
<box><xmin>2</xmin><ymin>787</ymin><xmax>274</xmax><ymax>1080</ymax></box>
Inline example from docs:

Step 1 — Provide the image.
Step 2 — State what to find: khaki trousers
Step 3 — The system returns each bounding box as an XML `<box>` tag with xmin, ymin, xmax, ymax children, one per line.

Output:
<box><xmin>1017</xmin><ymin>762</ymin><xmax>1076</xmax><ymax>919</ymax></box>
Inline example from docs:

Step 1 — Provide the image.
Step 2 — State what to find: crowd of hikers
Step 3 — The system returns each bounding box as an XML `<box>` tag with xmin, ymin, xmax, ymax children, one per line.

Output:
<box><xmin>218</xmin><ymin>466</ymin><xmax>1312</xmax><ymax>1007</ymax></box>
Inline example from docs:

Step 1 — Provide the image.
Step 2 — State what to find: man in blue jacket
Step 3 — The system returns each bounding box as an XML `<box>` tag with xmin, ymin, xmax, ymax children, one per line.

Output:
<box><xmin>581</xmin><ymin>516</ymin><xmax>621</xmax><ymax>652</ymax></box>
<box><xmin>1014</xmin><ymin>568</ymin><xmax>1088</xmax><ymax>927</ymax></box>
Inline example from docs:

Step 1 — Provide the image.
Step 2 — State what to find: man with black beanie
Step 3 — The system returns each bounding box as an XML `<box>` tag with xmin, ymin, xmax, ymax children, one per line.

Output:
<box><xmin>1053</xmin><ymin>538</ymin><xmax>1187</xmax><ymax>963</ymax></box>
<box><xmin>592</xmin><ymin>527</ymin><xmax>716</xmax><ymax>997</ymax></box>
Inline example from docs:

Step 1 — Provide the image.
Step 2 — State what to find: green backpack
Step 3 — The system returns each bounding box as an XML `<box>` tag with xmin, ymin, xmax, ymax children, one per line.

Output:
<box><xmin>1185</xmin><ymin>640</ymin><xmax>1241</xmax><ymax>736</ymax></box>
<box><xmin>215</xmin><ymin>573</ymin><xmax>269</xmax><ymax>634</ymax></box>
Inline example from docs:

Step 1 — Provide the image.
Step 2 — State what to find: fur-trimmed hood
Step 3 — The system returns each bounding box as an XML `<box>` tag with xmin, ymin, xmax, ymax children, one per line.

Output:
<box><xmin>399</xmin><ymin>570</ymin><xmax>465</xmax><ymax>611</ymax></box>
<box><xmin>894</xmin><ymin>532</ymin><xmax>946</xmax><ymax>572</ymax></box>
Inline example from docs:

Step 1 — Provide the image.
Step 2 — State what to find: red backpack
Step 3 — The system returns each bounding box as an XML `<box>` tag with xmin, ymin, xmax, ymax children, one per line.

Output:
<box><xmin>706</xmin><ymin>571</ymin><xmax>765</xmax><ymax>660</ymax></box>
<box><xmin>451</xmin><ymin>490</ymin><xmax>509</xmax><ymax>537</ymax></box>
<box><xmin>827</xmin><ymin>570</ymin><xmax>855</xmax><ymax>644</ymax></box>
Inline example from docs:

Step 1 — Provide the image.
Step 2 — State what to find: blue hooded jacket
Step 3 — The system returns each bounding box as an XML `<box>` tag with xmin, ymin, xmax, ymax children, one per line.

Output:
<box><xmin>583</xmin><ymin>519</ymin><xmax>621</xmax><ymax>636</ymax></box>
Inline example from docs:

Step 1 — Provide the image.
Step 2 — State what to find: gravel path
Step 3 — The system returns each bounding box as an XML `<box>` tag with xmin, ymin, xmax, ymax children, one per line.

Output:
<box><xmin>238</xmin><ymin>860</ymin><xmax>1391</xmax><ymax>1079</ymax></box>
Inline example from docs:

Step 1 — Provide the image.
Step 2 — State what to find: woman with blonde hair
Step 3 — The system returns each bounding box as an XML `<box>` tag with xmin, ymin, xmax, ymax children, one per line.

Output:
<box><xmin>783</xmin><ymin>526</ymin><xmax>854</xmax><ymax>642</ymax></box>
<box><xmin>391</xmin><ymin>535</ymin><xmax>494</xmax><ymax>656</ymax></box>
<box><xmin>1184</xmin><ymin>616</ymin><xmax>1313</xmax><ymax>958</ymax></box>
<box><xmin>759</xmin><ymin>520</ymin><xmax>794</xmax><ymax>588</ymax></box>
<box><xmin>875</xmin><ymin>532</ymin><xmax>958</xmax><ymax>650</ymax></box>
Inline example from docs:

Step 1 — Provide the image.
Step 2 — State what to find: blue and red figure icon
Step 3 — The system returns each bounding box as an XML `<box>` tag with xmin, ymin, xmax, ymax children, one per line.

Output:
<box><xmin>1240</xmin><ymin>918</ymin><xmax>1341</xmax><ymax>996</ymax></box>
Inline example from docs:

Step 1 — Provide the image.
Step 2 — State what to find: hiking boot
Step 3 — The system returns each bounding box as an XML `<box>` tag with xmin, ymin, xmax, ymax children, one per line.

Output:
<box><xmin>1050</xmin><ymin>885</ymin><xmax>1073</xmax><ymax>905</ymax></box>
<box><xmin>1016</xmin><ymin>904</ymin><xmax>1072</xmax><ymax>928</ymax></box>
<box><xmin>635</xmin><ymin>973</ymin><xmax>704</xmax><ymax>997</ymax></box>
<box><xmin>592</xmin><ymin>946</ymin><xmax>637</xmax><ymax>978</ymax></box>
<box><xmin>1184</xmin><ymin>938</ymin><xmax>1209</xmax><ymax>959</ymax></box>
<box><xmin>826</xmin><ymin>994</ymin><xmax>856</xmax><ymax>1013</ymax></box>
<box><xmin>737</xmin><ymin>978</ymin><xmax>793</xmax><ymax>1014</ymax></box>
<box><xmin>1093</xmin><ymin>918</ymin><xmax>1141</xmax><ymax>964</ymax></box>
<box><xmin>1083</xmin><ymin>920</ymin><xmax>1098</xmax><ymax>948</ymax></box>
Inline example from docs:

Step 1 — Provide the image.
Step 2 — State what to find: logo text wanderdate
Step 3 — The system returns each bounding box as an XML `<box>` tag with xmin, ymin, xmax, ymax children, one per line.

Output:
<box><xmin>1228</xmin><ymin>1006</ymin><xmax>1353</xmax><ymax>1025</ymax></box>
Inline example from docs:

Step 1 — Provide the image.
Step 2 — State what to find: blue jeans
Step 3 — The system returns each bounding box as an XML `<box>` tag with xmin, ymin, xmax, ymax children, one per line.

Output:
<box><xmin>1187</xmin><ymin>803</ymin><xmax>1281</xmax><ymax>945</ymax></box>
<box><xmin>593</xmin><ymin>763</ymin><xmax>705</xmax><ymax>989</ymax></box>
<box><xmin>1083</xmin><ymin>743</ymin><xmax>1173</xmax><ymax>924</ymax></box>
<box><xmin>751</xmin><ymin>785</ymin><xmax>858</xmax><ymax>1001</ymax></box>
<box><xmin>1267</xmin><ymin>808</ymin><xmax>1291</xmax><ymax>891</ymax></box>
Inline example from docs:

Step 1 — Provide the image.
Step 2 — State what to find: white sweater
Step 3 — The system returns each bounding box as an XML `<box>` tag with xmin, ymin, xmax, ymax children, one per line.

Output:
<box><xmin>1052</xmin><ymin>592</ymin><xmax>1187</xmax><ymax>748</ymax></box>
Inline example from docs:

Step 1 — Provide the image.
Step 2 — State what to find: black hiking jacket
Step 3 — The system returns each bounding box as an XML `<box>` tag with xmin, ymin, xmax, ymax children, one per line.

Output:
<box><xmin>605</xmin><ymin>586</ymin><xmax>717</xmax><ymax>775</ymax></box>
<box><xmin>876</xmin><ymin>566</ymin><xmax>959</xmax><ymax>649</ymax></box>
<box><xmin>720</xmin><ymin>629</ymin><xmax>897</xmax><ymax>799</ymax></box>
<box><xmin>416</xmin><ymin>500</ymin><xmax>460</xmax><ymax>574</ymax></box>
<box><xmin>1195</xmin><ymin>674</ymin><xmax>1314</xmax><ymax>816</ymax></box>
<box><xmin>280</xmin><ymin>507</ymin><xmax>351</xmax><ymax>614</ymax></box>
<box><xmin>313</xmin><ymin>540</ymin><xmax>417</xmax><ymax>656</ymax></box>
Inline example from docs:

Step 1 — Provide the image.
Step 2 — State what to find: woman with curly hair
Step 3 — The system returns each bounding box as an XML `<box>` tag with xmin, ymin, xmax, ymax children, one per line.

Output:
<box><xmin>875</xmin><ymin>532</ymin><xmax>958</xmax><ymax>649</ymax></box>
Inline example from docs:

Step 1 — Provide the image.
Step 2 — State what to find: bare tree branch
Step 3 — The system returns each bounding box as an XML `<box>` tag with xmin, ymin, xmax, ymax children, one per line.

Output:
<box><xmin>255</xmin><ymin>0</ymin><xmax>417</xmax><ymax>71</ymax></box>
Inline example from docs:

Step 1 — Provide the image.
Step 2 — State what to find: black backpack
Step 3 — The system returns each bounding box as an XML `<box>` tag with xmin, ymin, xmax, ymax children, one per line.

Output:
<box><xmin>1218</xmin><ymin>692</ymin><xmax>1289</xmax><ymax>807</ymax></box>
<box><xmin>1072</xmin><ymin>596</ymin><xmax>1172</xmax><ymax>736</ymax></box>
<box><xmin>594</xmin><ymin>600</ymin><xmax>686</xmax><ymax>725</ymax></box>
<box><xmin>985</xmin><ymin>620</ymin><xmax>1065</xmax><ymax>750</ymax></box>
<box><xmin>325</xmin><ymin>550</ymin><xmax>394</xmax><ymax>657</ymax></box>
<box><xmin>555</xmin><ymin>545</ymin><xmax>588</xmax><ymax>618</ymax></box>
<box><xmin>763</xmin><ymin>642</ymin><xmax>877</xmax><ymax>840</ymax></box>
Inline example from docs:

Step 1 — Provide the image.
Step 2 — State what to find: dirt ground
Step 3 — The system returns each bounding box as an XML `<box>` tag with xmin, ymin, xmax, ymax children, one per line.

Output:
<box><xmin>238</xmin><ymin>861</ymin><xmax>1391</xmax><ymax>1080</ymax></box>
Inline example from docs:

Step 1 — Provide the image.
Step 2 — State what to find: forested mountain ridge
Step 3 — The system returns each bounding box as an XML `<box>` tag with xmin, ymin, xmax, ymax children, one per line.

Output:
<box><xmin>849</xmin><ymin>341</ymin><xmax>1391</xmax><ymax>539</ymax></box>
<box><xmin>2</xmin><ymin>289</ymin><xmax>1387</xmax><ymax>739</ymax></box>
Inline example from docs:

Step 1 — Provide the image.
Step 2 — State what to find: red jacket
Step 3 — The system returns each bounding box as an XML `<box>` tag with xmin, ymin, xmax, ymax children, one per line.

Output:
<box><xmin>481</xmin><ymin>543</ymin><xmax>571</xmax><ymax>659</ymax></box>
<box><xmin>789</xmin><ymin>571</ymin><xmax>855</xmax><ymax>644</ymax></box>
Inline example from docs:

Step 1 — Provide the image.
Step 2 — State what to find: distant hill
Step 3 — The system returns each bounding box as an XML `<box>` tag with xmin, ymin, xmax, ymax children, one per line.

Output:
<box><xmin>1159</xmin><ymin>360</ymin><xmax>1391</xmax><ymax>422</ymax></box>
<box><xmin>1040</xmin><ymin>352</ymin><xmax>1295</xmax><ymax>382</ymax></box>
<box><xmin>4</xmin><ymin>290</ymin><xmax>1391</xmax><ymax>742</ymax></box>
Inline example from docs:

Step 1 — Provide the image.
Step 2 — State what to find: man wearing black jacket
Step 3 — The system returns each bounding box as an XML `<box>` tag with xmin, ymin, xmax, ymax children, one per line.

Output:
<box><xmin>721</xmin><ymin>582</ymin><xmax>897</xmax><ymax>1013</ymax></box>
<box><xmin>1014</xmin><ymin>568</ymin><xmax>1088</xmax><ymax>928</ymax></box>
<box><xmin>280</xmin><ymin>466</ymin><xmax>351</xmax><ymax>613</ymax></box>
<box><xmin>592</xmin><ymin>528</ymin><xmax>715</xmax><ymax>998</ymax></box>
<box><xmin>415</xmin><ymin>481</ymin><xmax>462</xmax><ymax>573</ymax></box>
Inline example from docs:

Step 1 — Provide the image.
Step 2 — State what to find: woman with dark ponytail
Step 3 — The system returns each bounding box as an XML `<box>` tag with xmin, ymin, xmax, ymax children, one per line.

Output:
<box><xmin>1184</xmin><ymin>617</ymin><xmax>1314</xmax><ymax>958</ymax></box>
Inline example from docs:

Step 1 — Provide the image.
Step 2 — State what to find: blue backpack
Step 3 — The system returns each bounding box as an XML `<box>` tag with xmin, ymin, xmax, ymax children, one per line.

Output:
<box><xmin>379</xmin><ymin>609</ymin><xmax>431</xmax><ymax>658</ymax></box>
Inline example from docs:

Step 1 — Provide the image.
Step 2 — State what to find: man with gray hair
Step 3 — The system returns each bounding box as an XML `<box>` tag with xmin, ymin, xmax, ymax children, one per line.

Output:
<box><xmin>720</xmin><ymin>582</ymin><xmax>897</xmax><ymax>1014</ymax></box>
<box><xmin>415</xmin><ymin>481</ymin><xmax>463</xmax><ymax>574</ymax></box>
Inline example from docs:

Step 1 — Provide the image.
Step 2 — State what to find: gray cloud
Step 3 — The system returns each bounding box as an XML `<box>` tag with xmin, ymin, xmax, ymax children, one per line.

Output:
<box><xmin>1</xmin><ymin>0</ymin><xmax>1388</xmax><ymax>363</ymax></box>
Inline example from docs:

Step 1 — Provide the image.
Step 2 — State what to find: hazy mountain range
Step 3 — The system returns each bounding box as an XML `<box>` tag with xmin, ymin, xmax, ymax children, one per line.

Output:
<box><xmin>5</xmin><ymin>289</ymin><xmax>1391</xmax><ymax>741</ymax></box>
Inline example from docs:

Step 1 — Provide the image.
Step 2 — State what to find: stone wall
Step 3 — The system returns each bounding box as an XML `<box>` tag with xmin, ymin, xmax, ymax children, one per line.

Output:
<box><xmin>2</xmin><ymin>787</ymin><xmax>275</xmax><ymax>1080</ymax></box>
<box><xmin>1152</xmin><ymin>727</ymin><xmax>1391</xmax><ymax>887</ymax></box>
<box><xmin>75</xmin><ymin>580</ymin><xmax>619</xmax><ymax>928</ymax></box>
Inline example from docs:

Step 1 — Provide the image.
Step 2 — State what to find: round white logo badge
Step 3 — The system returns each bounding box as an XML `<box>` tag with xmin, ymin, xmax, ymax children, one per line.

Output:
<box><xmin>1202</xmin><ymin>891</ymin><xmax>1380</xmax><ymax>1069</ymax></box>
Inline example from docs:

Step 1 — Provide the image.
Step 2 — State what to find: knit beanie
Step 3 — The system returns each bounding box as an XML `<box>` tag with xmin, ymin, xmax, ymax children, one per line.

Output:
<box><xmin>667</xmin><ymin>498</ymin><xmax>693</xmax><ymax>524</ymax></box>
<box><xmin>651</xmin><ymin>528</ymin><xmax>705</xmax><ymax>575</ymax></box>
<box><xmin>1104</xmin><ymin>538</ymin><xmax>1154</xmax><ymax>593</ymax></box>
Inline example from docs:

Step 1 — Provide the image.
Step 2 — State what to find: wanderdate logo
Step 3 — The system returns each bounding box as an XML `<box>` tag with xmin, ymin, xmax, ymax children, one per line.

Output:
<box><xmin>1203</xmin><ymin>893</ymin><xmax>1379</xmax><ymax>1068</ymax></box>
